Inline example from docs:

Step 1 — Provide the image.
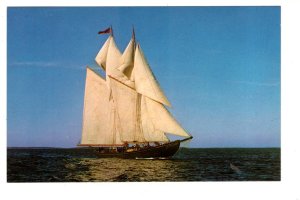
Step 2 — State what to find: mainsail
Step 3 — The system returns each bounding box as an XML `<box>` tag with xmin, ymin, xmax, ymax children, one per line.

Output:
<box><xmin>110</xmin><ymin>77</ymin><xmax>145</xmax><ymax>142</ymax></box>
<box><xmin>80</xmin><ymin>28</ymin><xmax>190</xmax><ymax>147</ymax></box>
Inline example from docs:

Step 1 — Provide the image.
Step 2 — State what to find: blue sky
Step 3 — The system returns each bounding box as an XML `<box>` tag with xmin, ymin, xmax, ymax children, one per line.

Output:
<box><xmin>7</xmin><ymin>7</ymin><xmax>280</xmax><ymax>148</ymax></box>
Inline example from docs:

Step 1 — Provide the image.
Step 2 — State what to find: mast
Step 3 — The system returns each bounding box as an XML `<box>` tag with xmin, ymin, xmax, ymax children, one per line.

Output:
<box><xmin>131</xmin><ymin>26</ymin><xmax>144</xmax><ymax>142</ymax></box>
<box><xmin>110</xmin><ymin>25</ymin><xmax>113</xmax><ymax>36</ymax></box>
<box><xmin>132</xmin><ymin>25</ymin><xmax>136</xmax><ymax>48</ymax></box>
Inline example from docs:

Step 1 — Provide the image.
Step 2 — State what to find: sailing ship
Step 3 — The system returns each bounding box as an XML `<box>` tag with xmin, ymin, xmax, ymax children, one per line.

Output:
<box><xmin>78</xmin><ymin>27</ymin><xmax>193</xmax><ymax>158</ymax></box>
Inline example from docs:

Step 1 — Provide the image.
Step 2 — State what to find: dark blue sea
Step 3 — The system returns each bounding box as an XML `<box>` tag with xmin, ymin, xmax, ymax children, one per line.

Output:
<box><xmin>7</xmin><ymin>148</ymin><xmax>280</xmax><ymax>182</ymax></box>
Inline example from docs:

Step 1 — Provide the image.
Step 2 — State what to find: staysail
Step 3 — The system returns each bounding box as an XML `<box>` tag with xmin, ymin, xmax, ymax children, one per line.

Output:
<box><xmin>142</xmin><ymin>96</ymin><xmax>190</xmax><ymax>137</ymax></box>
<box><xmin>80</xmin><ymin>29</ymin><xmax>190</xmax><ymax>147</ymax></box>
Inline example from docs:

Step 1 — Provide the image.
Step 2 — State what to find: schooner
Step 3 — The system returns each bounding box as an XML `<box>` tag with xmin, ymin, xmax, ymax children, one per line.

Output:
<box><xmin>78</xmin><ymin>27</ymin><xmax>193</xmax><ymax>158</ymax></box>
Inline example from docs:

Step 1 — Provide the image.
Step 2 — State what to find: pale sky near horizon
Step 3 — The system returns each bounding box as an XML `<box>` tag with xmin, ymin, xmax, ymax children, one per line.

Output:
<box><xmin>7</xmin><ymin>7</ymin><xmax>280</xmax><ymax>148</ymax></box>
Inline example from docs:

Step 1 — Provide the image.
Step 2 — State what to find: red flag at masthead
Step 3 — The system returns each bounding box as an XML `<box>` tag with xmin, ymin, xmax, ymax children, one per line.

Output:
<box><xmin>98</xmin><ymin>27</ymin><xmax>112</xmax><ymax>34</ymax></box>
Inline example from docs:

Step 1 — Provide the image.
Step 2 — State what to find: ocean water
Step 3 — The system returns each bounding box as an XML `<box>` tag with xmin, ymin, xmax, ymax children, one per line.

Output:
<box><xmin>7</xmin><ymin>148</ymin><xmax>280</xmax><ymax>182</ymax></box>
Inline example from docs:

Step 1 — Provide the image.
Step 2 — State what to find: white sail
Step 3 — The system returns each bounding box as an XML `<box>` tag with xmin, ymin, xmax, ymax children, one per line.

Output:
<box><xmin>106</xmin><ymin>36</ymin><xmax>135</xmax><ymax>89</ymax></box>
<box><xmin>134</xmin><ymin>44</ymin><xmax>171</xmax><ymax>107</ymax></box>
<box><xmin>107</xmin><ymin>37</ymin><xmax>136</xmax><ymax>88</ymax></box>
<box><xmin>110</xmin><ymin>77</ymin><xmax>170</xmax><ymax>142</ymax></box>
<box><xmin>81</xmin><ymin>67</ymin><xmax>123</xmax><ymax>146</ymax></box>
<box><xmin>140</xmin><ymin>96</ymin><xmax>170</xmax><ymax>142</ymax></box>
<box><xmin>106</xmin><ymin>36</ymin><xmax>122</xmax><ymax>77</ymax></box>
<box><xmin>110</xmin><ymin>77</ymin><xmax>145</xmax><ymax>142</ymax></box>
<box><xmin>95</xmin><ymin>36</ymin><xmax>111</xmax><ymax>71</ymax></box>
<box><xmin>118</xmin><ymin>38</ymin><xmax>135</xmax><ymax>82</ymax></box>
<box><xmin>143</xmin><ymin>96</ymin><xmax>190</xmax><ymax>137</ymax></box>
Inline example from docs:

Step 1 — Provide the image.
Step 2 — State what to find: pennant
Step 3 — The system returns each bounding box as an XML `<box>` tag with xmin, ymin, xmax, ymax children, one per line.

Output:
<box><xmin>98</xmin><ymin>27</ymin><xmax>112</xmax><ymax>34</ymax></box>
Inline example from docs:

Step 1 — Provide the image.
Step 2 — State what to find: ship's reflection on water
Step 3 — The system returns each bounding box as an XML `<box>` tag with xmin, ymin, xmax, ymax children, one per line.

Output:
<box><xmin>65</xmin><ymin>158</ymin><xmax>193</xmax><ymax>182</ymax></box>
<box><xmin>7</xmin><ymin>148</ymin><xmax>280</xmax><ymax>182</ymax></box>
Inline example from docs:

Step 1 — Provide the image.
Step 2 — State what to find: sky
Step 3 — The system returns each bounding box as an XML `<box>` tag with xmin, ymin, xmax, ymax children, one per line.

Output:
<box><xmin>7</xmin><ymin>7</ymin><xmax>280</xmax><ymax>148</ymax></box>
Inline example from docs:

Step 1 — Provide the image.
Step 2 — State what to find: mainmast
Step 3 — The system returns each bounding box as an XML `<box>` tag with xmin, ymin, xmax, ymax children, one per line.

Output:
<box><xmin>131</xmin><ymin>26</ymin><xmax>144</xmax><ymax>143</ymax></box>
<box><xmin>132</xmin><ymin>26</ymin><xmax>136</xmax><ymax>48</ymax></box>
<box><xmin>110</xmin><ymin>25</ymin><xmax>114</xmax><ymax>37</ymax></box>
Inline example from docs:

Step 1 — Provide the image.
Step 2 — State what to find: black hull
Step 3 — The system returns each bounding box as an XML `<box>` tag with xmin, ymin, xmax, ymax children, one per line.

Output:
<box><xmin>94</xmin><ymin>140</ymin><xmax>180</xmax><ymax>159</ymax></box>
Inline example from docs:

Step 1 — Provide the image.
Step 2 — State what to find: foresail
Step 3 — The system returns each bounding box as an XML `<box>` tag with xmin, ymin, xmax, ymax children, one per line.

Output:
<box><xmin>95</xmin><ymin>36</ymin><xmax>111</xmax><ymax>71</ymax></box>
<box><xmin>81</xmin><ymin>67</ymin><xmax>122</xmax><ymax>145</ymax></box>
<box><xmin>110</xmin><ymin>77</ymin><xmax>145</xmax><ymax>142</ymax></box>
<box><xmin>134</xmin><ymin>44</ymin><xmax>171</xmax><ymax>107</ymax></box>
<box><xmin>143</xmin><ymin>96</ymin><xmax>190</xmax><ymax>138</ymax></box>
